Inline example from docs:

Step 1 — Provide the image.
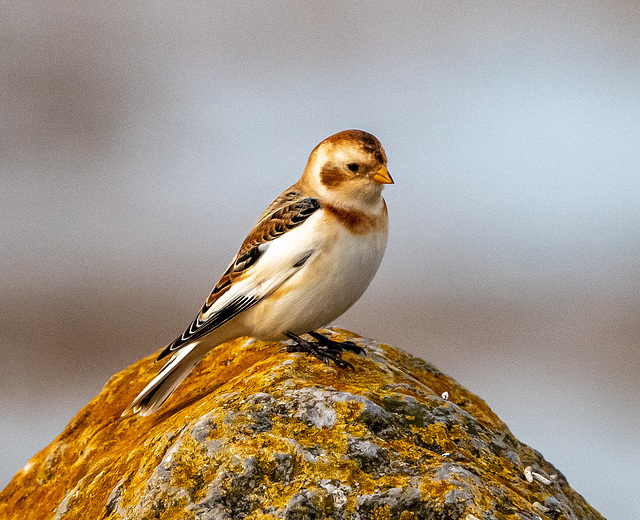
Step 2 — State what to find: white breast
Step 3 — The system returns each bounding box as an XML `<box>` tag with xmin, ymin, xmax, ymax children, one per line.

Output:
<box><xmin>241</xmin><ymin>207</ymin><xmax>388</xmax><ymax>340</ymax></box>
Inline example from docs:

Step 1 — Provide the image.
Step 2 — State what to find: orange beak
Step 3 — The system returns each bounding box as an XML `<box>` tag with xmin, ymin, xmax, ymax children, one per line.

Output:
<box><xmin>372</xmin><ymin>165</ymin><xmax>394</xmax><ymax>185</ymax></box>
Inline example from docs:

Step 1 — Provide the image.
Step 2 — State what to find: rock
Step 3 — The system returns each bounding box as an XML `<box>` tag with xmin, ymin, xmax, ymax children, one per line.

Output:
<box><xmin>0</xmin><ymin>328</ymin><xmax>603</xmax><ymax>520</ymax></box>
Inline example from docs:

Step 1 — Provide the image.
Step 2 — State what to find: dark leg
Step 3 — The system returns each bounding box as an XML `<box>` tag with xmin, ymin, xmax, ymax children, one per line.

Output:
<box><xmin>307</xmin><ymin>331</ymin><xmax>366</xmax><ymax>356</ymax></box>
<box><xmin>281</xmin><ymin>332</ymin><xmax>355</xmax><ymax>370</ymax></box>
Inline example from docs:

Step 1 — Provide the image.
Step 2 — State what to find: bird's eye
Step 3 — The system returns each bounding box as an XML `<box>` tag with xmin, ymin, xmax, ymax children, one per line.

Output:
<box><xmin>347</xmin><ymin>163</ymin><xmax>359</xmax><ymax>172</ymax></box>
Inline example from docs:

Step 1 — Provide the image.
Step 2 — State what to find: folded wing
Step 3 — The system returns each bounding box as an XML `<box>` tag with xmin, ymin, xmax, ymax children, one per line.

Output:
<box><xmin>156</xmin><ymin>189</ymin><xmax>321</xmax><ymax>361</ymax></box>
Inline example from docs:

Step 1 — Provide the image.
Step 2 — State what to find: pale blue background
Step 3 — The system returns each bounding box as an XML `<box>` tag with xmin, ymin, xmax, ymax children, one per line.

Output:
<box><xmin>2</xmin><ymin>2</ymin><xmax>639</xmax><ymax>518</ymax></box>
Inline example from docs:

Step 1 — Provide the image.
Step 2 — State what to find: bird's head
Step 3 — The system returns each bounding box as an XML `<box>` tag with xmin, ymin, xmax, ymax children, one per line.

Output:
<box><xmin>301</xmin><ymin>130</ymin><xmax>393</xmax><ymax>210</ymax></box>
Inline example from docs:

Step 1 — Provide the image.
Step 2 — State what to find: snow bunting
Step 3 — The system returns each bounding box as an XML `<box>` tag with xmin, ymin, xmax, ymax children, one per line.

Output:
<box><xmin>123</xmin><ymin>129</ymin><xmax>393</xmax><ymax>416</ymax></box>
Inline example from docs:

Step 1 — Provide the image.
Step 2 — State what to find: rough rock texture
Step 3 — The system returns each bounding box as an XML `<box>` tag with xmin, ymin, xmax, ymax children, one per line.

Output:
<box><xmin>1</xmin><ymin>328</ymin><xmax>603</xmax><ymax>520</ymax></box>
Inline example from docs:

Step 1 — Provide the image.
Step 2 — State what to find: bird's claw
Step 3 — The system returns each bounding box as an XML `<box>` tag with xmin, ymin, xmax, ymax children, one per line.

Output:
<box><xmin>337</xmin><ymin>340</ymin><xmax>366</xmax><ymax>356</ymax></box>
<box><xmin>308</xmin><ymin>332</ymin><xmax>366</xmax><ymax>357</ymax></box>
<box><xmin>282</xmin><ymin>331</ymin><xmax>361</xmax><ymax>370</ymax></box>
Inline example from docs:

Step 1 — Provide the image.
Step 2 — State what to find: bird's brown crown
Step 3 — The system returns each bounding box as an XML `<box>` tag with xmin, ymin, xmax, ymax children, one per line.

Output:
<box><xmin>318</xmin><ymin>129</ymin><xmax>387</xmax><ymax>166</ymax></box>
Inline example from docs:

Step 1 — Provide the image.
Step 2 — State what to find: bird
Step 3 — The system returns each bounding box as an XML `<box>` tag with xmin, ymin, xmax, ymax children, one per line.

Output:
<box><xmin>122</xmin><ymin>129</ymin><xmax>393</xmax><ymax>416</ymax></box>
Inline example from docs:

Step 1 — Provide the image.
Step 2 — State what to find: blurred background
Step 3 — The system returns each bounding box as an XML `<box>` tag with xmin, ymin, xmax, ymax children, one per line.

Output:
<box><xmin>1</xmin><ymin>2</ymin><xmax>639</xmax><ymax>518</ymax></box>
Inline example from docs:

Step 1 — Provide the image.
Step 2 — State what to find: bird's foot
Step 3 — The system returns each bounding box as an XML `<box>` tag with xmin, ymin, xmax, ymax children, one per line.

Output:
<box><xmin>307</xmin><ymin>331</ymin><xmax>366</xmax><ymax>356</ymax></box>
<box><xmin>281</xmin><ymin>331</ymin><xmax>364</xmax><ymax>370</ymax></box>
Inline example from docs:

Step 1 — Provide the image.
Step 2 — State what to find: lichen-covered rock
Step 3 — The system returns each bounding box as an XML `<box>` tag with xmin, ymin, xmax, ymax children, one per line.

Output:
<box><xmin>0</xmin><ymin>328</ymin><xmax>603</xmax><ymax>520</ymax></box>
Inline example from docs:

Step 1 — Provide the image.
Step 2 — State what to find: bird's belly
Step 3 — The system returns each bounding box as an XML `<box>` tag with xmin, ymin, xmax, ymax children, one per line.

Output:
<box><xmin>245</xmin><ymin>230</ymin><xmax>386</xmax><ymax>340</ymax></box>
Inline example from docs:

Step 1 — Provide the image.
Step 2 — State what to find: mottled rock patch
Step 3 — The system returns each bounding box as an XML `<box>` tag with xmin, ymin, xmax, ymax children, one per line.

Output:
<box><xmin>0</xmin><ymin>328</ymin><xmax>603</xmax><ymax>520</ymax></box>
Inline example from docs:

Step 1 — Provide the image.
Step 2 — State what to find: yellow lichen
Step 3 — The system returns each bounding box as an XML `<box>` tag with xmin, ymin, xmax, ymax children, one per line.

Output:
<box><xmin>371</xmin><ymin>504</ymin><xmax>391</xmax><ymax>520</ymax></box>
<box><xmin>0</xmin><ymin>329</ymin><xmax>604</xmax><ymax>520</ymax></box>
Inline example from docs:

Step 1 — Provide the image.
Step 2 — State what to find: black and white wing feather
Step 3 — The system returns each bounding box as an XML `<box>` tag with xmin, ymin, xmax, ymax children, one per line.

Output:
<box><xmin>156</xmin><ymin>188</ymin><xmax>320</xmax><ymax>361</ymax></box>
